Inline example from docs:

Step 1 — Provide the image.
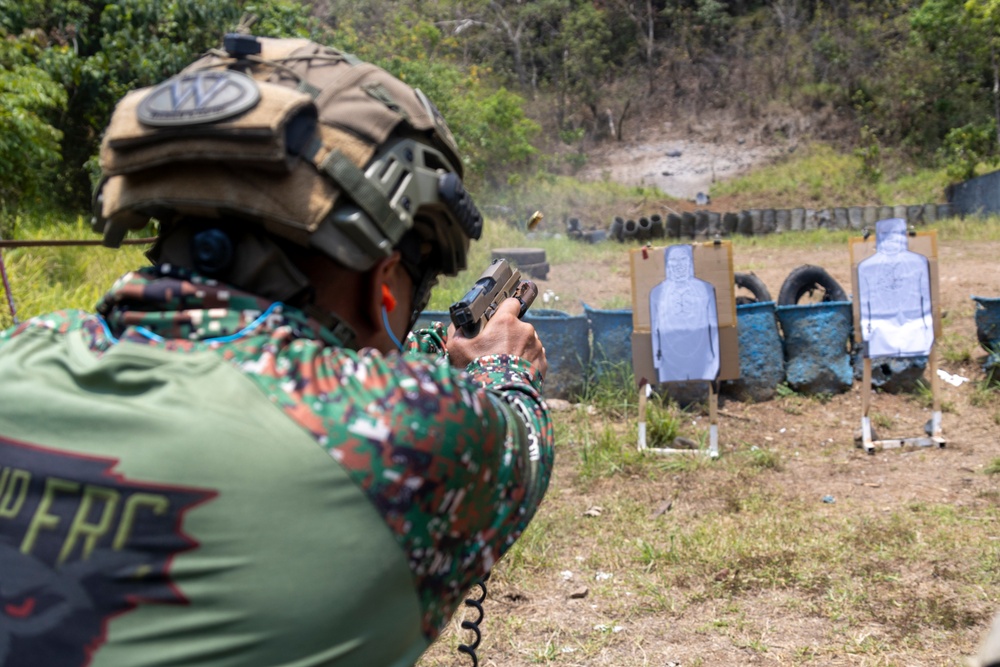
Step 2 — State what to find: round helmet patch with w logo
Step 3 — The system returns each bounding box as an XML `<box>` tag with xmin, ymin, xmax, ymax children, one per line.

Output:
<box><xmin>137</xmin><ymin>70</ymin><xmax>261</xmax><ymax>126</ymax></box>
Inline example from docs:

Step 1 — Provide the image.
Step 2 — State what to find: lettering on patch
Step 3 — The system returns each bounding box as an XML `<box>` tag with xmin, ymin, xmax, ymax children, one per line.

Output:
<box><xmin>0</xmin><ymin>436</ymin><xmax>216</xmax><ymax>666</ymax></box>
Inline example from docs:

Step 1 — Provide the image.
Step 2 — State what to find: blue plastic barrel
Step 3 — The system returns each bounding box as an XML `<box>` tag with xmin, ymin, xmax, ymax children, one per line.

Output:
<box><xmin>776</xmin><ymin>302</ymin><xmax>854</xmax><ymax>395</ymax></box>
<box><xmin>524</xmin><ymin>308</ymin><xmax>591</xmax><ymax>399</ymax></box>
<box><xmin>583</xmin><ymin>304</ymin><xmax>633</xmax><ymax>380</ymax></box>
<box><xmin>853</xmin><ymin>354</ymin><xmax>928</xmax><ymax>393</ymax></box>
<box><xmin>723</xmin><ymin>301</ymin><xmax>785</xmax><ymax>401</ymax></box>
<box><xmin>973</xmin><ymin>296</ymin><xmax>1000</xmax><ymax>370</ymax></box>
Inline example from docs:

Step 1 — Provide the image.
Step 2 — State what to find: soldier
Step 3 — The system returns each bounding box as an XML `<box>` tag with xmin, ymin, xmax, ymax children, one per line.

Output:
<box><xmin>0</xmin><ymin>35</ymin><xmax>552</xmax><ymax>666</ymax></box>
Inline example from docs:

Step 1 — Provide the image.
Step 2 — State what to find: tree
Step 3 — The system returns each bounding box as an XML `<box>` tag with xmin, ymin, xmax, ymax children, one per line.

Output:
<box><xmin>0</xmin><ymin>0</ymin><xmax>318</xmax><ymax>208</ymax></box>
<box><xmin>0</xmin><ymin>29</ymin><xmax>67</xmax><ymax>208</ymax></box>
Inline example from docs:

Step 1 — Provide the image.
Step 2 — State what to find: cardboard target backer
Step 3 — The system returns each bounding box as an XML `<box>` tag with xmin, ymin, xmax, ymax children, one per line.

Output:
<box><xmin>630</xmin><ymin>241</ymin><xmax>738</xmax><ymax>386</ymax></box>
<box><xmin>849</xmin><ymin>230</ymin><xmax>941</xmax><ymax>350</ymax></box>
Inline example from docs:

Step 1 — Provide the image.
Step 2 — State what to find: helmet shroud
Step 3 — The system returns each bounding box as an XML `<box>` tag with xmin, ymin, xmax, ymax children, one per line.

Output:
<box><xmin>96</xmin><ymin>35</ymin><xmax>482</xmax><ymax>302</ymax></box>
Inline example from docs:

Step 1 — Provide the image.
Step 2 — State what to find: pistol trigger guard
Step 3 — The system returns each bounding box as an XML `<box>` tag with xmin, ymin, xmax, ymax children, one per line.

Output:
<box><xmin>516</xmin><ymin>298</ymin><xmax>530</xmax><ymax>319</ymax></box>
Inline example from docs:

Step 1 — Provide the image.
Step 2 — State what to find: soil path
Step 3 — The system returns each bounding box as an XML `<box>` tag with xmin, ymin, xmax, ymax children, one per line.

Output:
<box><xmin>575</xmin><ymin>124</ymin><xmax>784</xmax><ymax>200</ymax></box>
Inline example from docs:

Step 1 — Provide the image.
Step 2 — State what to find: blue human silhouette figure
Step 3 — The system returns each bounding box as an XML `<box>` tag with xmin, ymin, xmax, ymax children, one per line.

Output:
<box><xmin>858</xmin><ymin>218</ymin><xmax>933</xmax><ymax>357</ymax></box>
<box><xmin>649</xmin><ymin>245</ymin><xmax>720</xmax><ymax>382</ymax></box>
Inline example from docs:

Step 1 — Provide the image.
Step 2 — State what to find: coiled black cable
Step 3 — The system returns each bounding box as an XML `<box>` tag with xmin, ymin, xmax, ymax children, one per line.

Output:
<box><xmin>457</xmin><ymin>574</ymin><xmax>490</xmax><ymax>667</ymax></box>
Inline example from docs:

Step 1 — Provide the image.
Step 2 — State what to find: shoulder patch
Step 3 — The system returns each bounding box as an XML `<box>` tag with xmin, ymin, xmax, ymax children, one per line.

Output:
<box><xmin>137</xmin><ymin>70</ymin><xmax>261</xmax><ymax>126</ymax></box>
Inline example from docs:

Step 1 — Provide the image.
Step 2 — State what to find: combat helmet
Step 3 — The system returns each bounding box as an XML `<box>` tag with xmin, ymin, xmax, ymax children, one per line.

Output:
<box><xmin>94</xmin><ymin>33</ymin><xmax>482</xmax><ymax>332</ymax></box>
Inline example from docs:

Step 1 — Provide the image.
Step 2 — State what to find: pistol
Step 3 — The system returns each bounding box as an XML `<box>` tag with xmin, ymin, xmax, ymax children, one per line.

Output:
<box><xmin>450</xmin><ymin>258</ymin><xmax>538</xmax><ymax>338</ymax></box>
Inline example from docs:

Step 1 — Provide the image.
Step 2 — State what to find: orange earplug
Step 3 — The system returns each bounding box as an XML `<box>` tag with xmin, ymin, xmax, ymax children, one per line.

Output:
<box><xmin>381</xmin><ymin>284</ymin><xmax>397</xmax><ymax>313</ymax></box>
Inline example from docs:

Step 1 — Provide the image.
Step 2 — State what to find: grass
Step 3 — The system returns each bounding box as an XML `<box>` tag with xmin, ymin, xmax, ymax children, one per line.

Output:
<box><xmin>0</xmin><ymin>210</ymin><xmax>149</xmax><ymax>330</ymax></box>
<box><xmin>710</xmin><ymin>143</ymin><xmax>951</xmax><ymax>208</ymax></box>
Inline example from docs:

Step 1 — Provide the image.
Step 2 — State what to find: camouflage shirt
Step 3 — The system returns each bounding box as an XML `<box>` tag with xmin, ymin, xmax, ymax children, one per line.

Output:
<box><xmin>0</xmin><ymin>264</ymin><xmax>554</xmax><ymax>641</ymax></box>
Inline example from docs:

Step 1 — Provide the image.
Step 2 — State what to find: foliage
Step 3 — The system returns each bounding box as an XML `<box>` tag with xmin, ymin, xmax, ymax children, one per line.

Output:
<box><xmin>939</xmin><ymin>120</ymin><xmax>1000</xmax><ymax>180</ymax></box>
<box><xmin>0</xmin><ymin>31</ymin><xmax>66</xmax><ymax>208</ymax></box>
<box><xmin>7</xmin><ymin>0</ymin><xmax>1000</xmax><ymax>220</ymax></box>
<box><xmin>0</xmin><ymin>0</ymin><xmax>318</xmax><ymax>207</ymax></box>
<box><xmin>0</xmin><ymin>210</ymin><xmax>147</xmax><ymax>330</ymax></box>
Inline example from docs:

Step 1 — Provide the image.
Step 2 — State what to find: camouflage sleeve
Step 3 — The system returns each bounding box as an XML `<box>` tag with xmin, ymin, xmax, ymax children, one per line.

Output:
<box><xmin>282</xmin><ymin>341</ymin><xmax>553</xmax><ymax>639</ymax></box>
<box><xmin>0</xmin><ymin>310</ymin><xmax>96</xmax><ymax>345</ymax></box>
<box><xmin>403</xmin><ymin>321</ymin><xmax>449</xmax><ymax>360</ymax></box>
<box><xmin>464</xmin><ymin>354</ymin><xmax>552</xmax><ymax>512</ymax></box>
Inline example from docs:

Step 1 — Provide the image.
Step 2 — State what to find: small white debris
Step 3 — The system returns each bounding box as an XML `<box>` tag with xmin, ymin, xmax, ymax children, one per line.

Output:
<box><xmin>595</xmin><ymin>571</ymin><xmax>612</xmax><ymax>581</ymax></box>
<box><xmin>937</xmin><ymin>369</ymin><xmax>969</xmax><ymax>387</ymax></box>
<box><xmin>561</xmin><ymin>570</ymin><xmax>574</xmax><ymax>581</ymax></box>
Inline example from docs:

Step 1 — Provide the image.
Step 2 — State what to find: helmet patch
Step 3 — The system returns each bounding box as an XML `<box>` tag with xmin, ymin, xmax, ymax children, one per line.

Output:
<box><xmin>137</xmin><ymin>70</ymin><xmax>261</xmax><ymax>127</ymax></box>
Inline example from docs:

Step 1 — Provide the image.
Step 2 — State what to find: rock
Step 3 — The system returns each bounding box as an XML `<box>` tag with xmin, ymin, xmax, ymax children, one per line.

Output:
<box><xmin>569</xmin><ymin>587</ymin><xmax>589</xmax><ymax>599</ymax></box>
<box><xmin>547</xmin><ymin>398</ymin><xmax>573</xmax><ymax>412</ymax></box>
<box><xmin>671</xmin><ymin>436</ymin><xmax>698</xmax><ymax>449</ymax></box>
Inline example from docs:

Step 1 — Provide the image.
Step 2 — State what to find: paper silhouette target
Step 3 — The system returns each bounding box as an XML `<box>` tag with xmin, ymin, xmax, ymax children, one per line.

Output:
<box><xmin>649</xmin><ymin>245</ymin><xmax>720</xmax><ymax>382</ymax></box>
<box><xmin>857</xmin><ymin>218</ymin><xmax>934</xmax><ymax>357</ymax></box>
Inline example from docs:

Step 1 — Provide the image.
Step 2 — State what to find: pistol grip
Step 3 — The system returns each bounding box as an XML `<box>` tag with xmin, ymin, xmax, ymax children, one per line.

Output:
<box><xmin>514</xmin><ymin>281</ymin><xmax>538</xmax><ymax>318</ymax></box>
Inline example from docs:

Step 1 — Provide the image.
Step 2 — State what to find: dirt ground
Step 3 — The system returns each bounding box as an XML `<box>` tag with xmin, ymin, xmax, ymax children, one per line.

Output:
<box><xmin>574</xmin><ymin>112</ymin><xmax>794</xmax><ymax>201</ymax></box>
<box><xmin>420</xmin><ymin>236</ymin><xmax>1000</xmax><ymax>667</ymax></box>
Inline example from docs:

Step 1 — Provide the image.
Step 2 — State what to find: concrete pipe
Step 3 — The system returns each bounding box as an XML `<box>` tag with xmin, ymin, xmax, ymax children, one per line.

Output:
<box><xmin>848</xmin><ymin>207</ymin><xmax>863</xmax><ymax>230</ymax></box>
<box><xmin>922</xmin><ymin>203</ymin><xmax>937</xmax><ymax>224</ymax></box>
<box><xmin>775</xmin><ymin>209</ymin><xmax>791</xmax><ymax>232</ymax></box>
<box><xmin>832</xmin><ymin>207</ymin><xmax>849</xmax><ymax>230</ymax></box>
<box><xmin>790</xmin><ymin>208</ymin><xmax>805</xmax><ymax>231</ymax></box>
<box><xmin>893</xmin><ymin>204</ymin><xmax>908</xmax><ymax>220</ymax></box>
<box><xmin>749</xmin><ymin>209</ymin><xmax>763</xmax><ymax>235</ymax></box>
<box><xmin>761</xmin><ymin>208</ymin><xmax>777</xmax><ymax>235</ymax></box>
<box><xmin>863</xmin><ymin>206</ymin><xmax>879</xmax><ymax>226</ymax></box>
<box><xmin>878</xmin><ymin>205</ymin><xmax>893</xmax><ymax>220</ymax></box>
<box><xmin>907</xmin><ymin>204</ymin><xmax>924</xmax><ymax>225</ymax></box>
<box><xmin>804</xmin><ymin>209</ymin><xmax>818</xmax><ymax>230</ymax></box>
<box><xmin>937</xmin><ymin>203</ymin><xmax>953</xmax><ymax>220</ymax></box>
<box><xmin>816</xmin><ymin>209</ymin><xmax>833</xmax><ymax>229</ymax></box>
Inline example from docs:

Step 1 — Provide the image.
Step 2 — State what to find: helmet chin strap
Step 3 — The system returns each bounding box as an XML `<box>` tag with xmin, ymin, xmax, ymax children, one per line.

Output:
<box><xmin>382</xmin><ymin>305</ymin><xmax>404</xmax><ymax>352</ymax></box>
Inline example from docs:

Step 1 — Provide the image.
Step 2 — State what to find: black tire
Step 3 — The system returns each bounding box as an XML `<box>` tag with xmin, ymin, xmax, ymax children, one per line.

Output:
<box><xmin>519</xmin><ymin>261</ymin><xmax>550</xmax><ymax>280</ymax></box>
<box><xmin>777</xmin><ymin>265</ymin><xmax>847</xmax><ymax>305</ymax></box>
<box><xmin>734</xmin><ymin>272</ymin><xmax>772</xmax><ymax>305</ymax></box>
<box><xmin>622</xmin><ymin>219</ymin><xmax>639</xmax><ymax>239</ymax></box>
<box><xmin>609</xmin><ymin>217</ymin><xmax>624</xmax><ymax>241</ymax></box>
<box><xmin>666</xmin><ymin>214</ymin><xmax>682</xmax><ymax>238</ymax></box>
<box><xmin>491</xmin><ymin>247</ymin><xmax>547</xmax><ymax>266</ymax></box>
